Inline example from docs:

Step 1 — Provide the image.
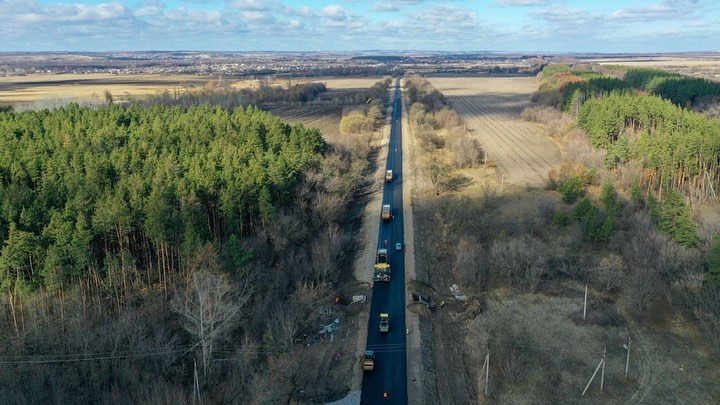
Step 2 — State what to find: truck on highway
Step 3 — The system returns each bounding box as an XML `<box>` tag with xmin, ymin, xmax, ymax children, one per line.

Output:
<box><xmin>379</xmin><ymin>313</ymin><xmax>390</xmax><ymax>333</ymax></box>
<box><xmin>382</xmin><ymin>204</ymin><xmax>392</xmax><ymax>222</ymax></box>
<box><xmin>362</xmin><ymin>350</ymin><xmax>375</xmax><ymax>371</ymax></box>
<box><xmin>385</xmin><ymin>169</ymin><xmax>393</xmax><ymax>182</ymax></box>
<box><xmin>374</xmin><ymin>248</ymin><xmax>391</xmax><ymax>282</ymax></box>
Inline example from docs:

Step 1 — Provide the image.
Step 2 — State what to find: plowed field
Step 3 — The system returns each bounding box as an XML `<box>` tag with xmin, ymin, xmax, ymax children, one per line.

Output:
<box><xmin>427</xmin><ymin>76</ymin><xmax>561</xmax><ymax>188</ymax></box>
<box><xmin>264</xmin><ymin>105</ymin><xmax>343</xmax><ymax>142</ymax></box>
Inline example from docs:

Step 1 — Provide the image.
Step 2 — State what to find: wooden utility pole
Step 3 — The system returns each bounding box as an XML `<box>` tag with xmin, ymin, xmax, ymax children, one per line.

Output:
<box><xmin>624</xmin><ymin>337</ymin><xmax>632</xmax><ymax>381</ymax></box>
<box><xmin>583</xmin><ymin>284</ymin><xmax>588</xmax><ymax>320</ymax></box>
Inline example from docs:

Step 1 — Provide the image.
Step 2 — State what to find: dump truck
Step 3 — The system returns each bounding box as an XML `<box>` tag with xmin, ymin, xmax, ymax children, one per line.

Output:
<box><xmin>362</xmin><ymin>350</ymin><xmax>376</xmax><ymax>371</ymax></box>
<box><xmin>374</xmin><ymin>248</ymin><xmax>391</xmax><ymax>282</ymax></box>
<box><xmin>382</xmin><ymin>204</ymin><xmax>392</xmax><ymax>222</ymax></box>
<box><xmin>385</xmin><ymin>169</ymin><xmax>393</xmax><ymax>182</ymax></box>
<box><xmin>379</xmin><ymin>313</ymin><xmax>390</xmax><ymax>333</ymax></box>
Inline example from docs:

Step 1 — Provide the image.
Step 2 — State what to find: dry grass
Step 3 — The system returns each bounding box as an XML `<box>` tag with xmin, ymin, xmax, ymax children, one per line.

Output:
<box><xmin>0</xmin><ymin>73</ymin><xmax>212</xmax><ymax>105</ymax></box>
<box><xmin>463</xmin><ymin>277</ymin><xmax>720</xmax><ymax>404</ymax></box>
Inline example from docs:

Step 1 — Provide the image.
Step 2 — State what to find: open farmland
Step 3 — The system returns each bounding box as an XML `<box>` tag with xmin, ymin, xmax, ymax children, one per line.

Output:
<box><xmin>427</xmin><ymin>76</ymin><xmax>562</xmax><ymax>189</ymax></box>
<box><xmin>0</xmin><ymin>73</ymin><xmax>211</xmax><ymax>106</ymax></box>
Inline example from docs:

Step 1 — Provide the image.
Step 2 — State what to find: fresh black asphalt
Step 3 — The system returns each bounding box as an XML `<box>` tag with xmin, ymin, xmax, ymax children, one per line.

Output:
<box><xmin>360</xmin><ymin>79</ymin><xmax>408</xmax><ymax>404</ymax></box>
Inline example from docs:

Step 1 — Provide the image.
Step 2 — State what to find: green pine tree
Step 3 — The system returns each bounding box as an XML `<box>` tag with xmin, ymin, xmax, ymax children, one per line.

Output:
<box><xmin>707</xmin><ymin>233</ymin><xmax>720</xmax><ymax>285</ymax></box>
<box><xmin>659</xmin><ymin>189</ymin><xmax>699</xmax><ymax>247</ymax></box>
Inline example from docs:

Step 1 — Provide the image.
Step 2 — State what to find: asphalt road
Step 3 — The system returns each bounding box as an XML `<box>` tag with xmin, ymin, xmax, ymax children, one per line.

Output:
<box><xmin>361</xmin><ymin>79</ymin><xmax>408</xmax><ymax>404</ymax></box>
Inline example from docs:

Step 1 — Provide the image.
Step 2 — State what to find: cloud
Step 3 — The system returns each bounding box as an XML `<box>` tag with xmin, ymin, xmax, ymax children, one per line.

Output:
<box><xmin>134</xmin><ymin>6</ymin><xmax>163</xmax><ymax>17</ymax></box>
<box><xmin>411</xmin><ymin>4</ymin><xmax>478</xmax><ymax>26</ymax></box>
<box><xmin>163</xmin><ymin>7</ymin><xmax>223</xmax><ymax>24</ymax></box>
<box><xmin>610</xmin><ymin>4</ymin><xmax>676</xmax><ymax>20</ymax></box>
<box><xmin>14</xmin><ymin>2</ymin><xmax>128</xmax><ymax>23</ymax></box>
<box><xmin>610</xmin><ymin>0</ymin><xmax>699</xmax><ymax>21</ymax></box>
<box><xmin>320</xmin><ymin>5</ymin><xmax>345</xmax><ymax>19</ymax></box>
<box><xmin>230</xmin><ymin>0</ymin><xmax>272</xmax><ymax>11</ymax></box>
<box><xmin>685</xmin><ymin>20</ymin><xmax>709</xmax><ymax>27</ymax></box>
<box><xmin>240</xmin><ymin>11</ymin><xmax>270</xmax><ymax>21</ymax></box>
<box><xmin>531</xmin><ymin>7</ymin><xmax>594</xmax><ymax>23</ymax></box>
<box><xmin>372</xmin><ymin>3</ymin><xmax>400</xmax><ymax>12</ymax></box>
<box><xmin>496</xmin><ymin>0</ymin><xmax>549</xmax><ymax>6</ymax></box>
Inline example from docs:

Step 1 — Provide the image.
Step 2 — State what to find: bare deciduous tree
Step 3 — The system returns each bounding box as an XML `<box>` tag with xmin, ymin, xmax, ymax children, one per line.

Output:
<box><xmin>311</xmin><ymin>224</ymin><xmax>345</xmax><ymax>285</ymax></box>
<box><xmin>173</xmin><ymin>244</ymin><xmax>253</xmax><ymax>382</ymax></box>
<box><xmin>626</xmin><ymin>267</ymin><xmax>661</xmax><ymax>314</ymax></box>
<box><xmin>592</xmin><ymin>253</ymin><xmax>625</xmax><ymax>296</ymax></box>
<box><xmin>490</xmin><ymin>235</ymin><xmax>547</xmax><ymax>292</ymax></box>
<box><xmin>424</xmin><ymin>154</ymin><xmax>453</xmax><ymax>196</ymax></box>
<box><xmin>450</xmin><ymin>133</ymin><xmax>483</xmax><ymax>168</ymax></box>
<box><xmin>268</xmin><ymin>302</ymin><xmax>301</xmax><ymax>353</ymax></box>
<box><xmin>453</xmin><ymin>235</ymin><xmax>487</xmax><ymax>290</ymax></box>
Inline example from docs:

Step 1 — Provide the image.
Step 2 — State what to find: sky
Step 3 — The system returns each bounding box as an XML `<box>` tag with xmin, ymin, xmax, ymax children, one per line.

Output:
<box><xmin>1</xmin><ymin>0</ymin><xmax>718</xmax><ymax>53</ymax></box>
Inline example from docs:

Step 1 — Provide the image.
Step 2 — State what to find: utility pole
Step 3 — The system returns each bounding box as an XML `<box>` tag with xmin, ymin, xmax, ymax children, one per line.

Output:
<box><xmin>194</xmin><ymin>358</ymin><xmax>201</xmax><ymax>405</ymax></box>
<box><xmin>479</xmin><ymin>348</ymin><xmax>490</xmax><ymax>398</ymax></box>
<box><xmin>583</xmin><ymin>284</ymin><xmax>588</xmax><ymax>320</ymax></box>
<box><xmin>624</xmin><ymin>336</ymin><xmax>632</xmax><ymax>381</ymax></box>
<box><xmin>600</xmin><ymin>345</ymin><xmax>606</xmax><ymax>391</ymax></box>
<box><xmin>582</xmin><ymin>346</ymin><xmax>606</xmax><ymax>397</ymax></box>
<box><xmin>500</xmin><ymin>174</ymin><xmax>504</xmax><ymax>194</ymax></box>
<box><xmin>485</xmin><ymin>350</ymin><xmax>489</xmax><ymax>397</ymax></box>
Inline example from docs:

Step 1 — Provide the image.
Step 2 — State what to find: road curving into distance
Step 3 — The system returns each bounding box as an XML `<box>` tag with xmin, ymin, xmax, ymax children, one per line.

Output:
<box><xmin>360</xmin><ymin>78</ymin><xmax>408</xmax><ymax>404</ymax></box>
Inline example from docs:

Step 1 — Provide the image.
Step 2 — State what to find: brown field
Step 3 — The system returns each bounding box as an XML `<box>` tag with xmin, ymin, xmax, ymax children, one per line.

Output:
<box><xmin>233</xmin><ymin>76</ymin><xmax>384</xmax><ymax>91</ymax></box>
<box><xmin>587</xmin><ymin>57</ymin><xmax>720</xmax><ymax>68</ymax></box>
<box><xmin>0</xmin><ymin>73</ymin><xmax>387</xmax><ymax>107</ymax></box>
<box><xmin>427</xmin><ymin>76</ymin><xmax>562</xmax><ymax>189</ymax></box>
<box><xmin>0</xmin><ymin>73</ymin><xmax>212</xmax><ymax>105</ymax></box>
<box><xmin>264</xmin><ymin>105</ymin><xmax>343</xmax><ymax>141</ymax></box>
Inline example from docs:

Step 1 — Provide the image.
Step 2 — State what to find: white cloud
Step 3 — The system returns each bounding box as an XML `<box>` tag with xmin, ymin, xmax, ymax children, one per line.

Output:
<box><xmin>496</xmin><ymin>0</ymin><xmax>549</xmax><ymax>6</ymax></box>
<box><xmin>320</xmin><ymin>5</ymin><xmax>345</xmax><ymax>19</ymax></box>
<box><xmin>240</xmin><ymin>10</ymin><xmax>274</xmax><ymax>22</ymax></box>
<box><xmin>134</xmin><ymin>6</ymin><xmax>163</xmax><ymax>17</ymax></box>
<box><xmin>14</xmin><ymin>2</ymin><xmax>128</xmax><ymax>23</ymax></box>
<box><xmin>372</xmin><ymin>3</ymin><xmax>399</xmax><ymax>12</ymax></box>
<box><xmin>163</xmin><ymin>7</ymin><xmax>223</xmax><ymax>23</ymax></box>
<box><xmin>610</xmin><ymin>4</ymin><xmax>676</xmax><ymax>20</ymax></box>
<box><xmin>610</xmin><ymin>0</ymin><xmax>700</xmax><ymax>21</ymax></box>
<box><xmin>230</xmin><ymin>0</ymin><xmax>272</xmax><ymax>11</ymax></box>
<box><xmin>411</xmin><ymin>4</ymin><xmax>478</xmax><ymax>26</ymax></box>
<box><xmin>531</xmin><ymin>7</ymin><xmax>593</xmax><ymax>23</ymax></box>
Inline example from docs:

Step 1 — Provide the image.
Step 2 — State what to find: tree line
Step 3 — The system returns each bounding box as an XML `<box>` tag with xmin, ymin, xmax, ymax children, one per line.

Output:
<box><xmin>577</xmin><ymin>92</ymin><xmax>720</xmax><ymax>203</ymax></box>
<box><xmin>0</xmin><ymin>103</ymin><xmax>323</xmax><ymax>300</ymax></box>
<box><xmin>338</xmin><ymin>78</ymin><xmax>392</xmax><ymax>135</ymax></box>
<box><xmin>0</xmin><ymin>84</ymin><xmax>381</xmax><ymax>402</ymax></box>
<box><xmin>540</xmin><ymin>64</ymin><xmax>720</xmax><ymax>111</ymax></box>
<box><xmin>404</xmin><ymin>75</ymin><xmax>483</xmax><ymax>195</ymax></box>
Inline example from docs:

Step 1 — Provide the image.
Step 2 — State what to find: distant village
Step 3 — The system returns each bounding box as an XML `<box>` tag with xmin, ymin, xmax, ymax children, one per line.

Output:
<box><xmin>0</xmin><ymin>51</ymin><xmax>543</xmax><ymax>78</ymax></box>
